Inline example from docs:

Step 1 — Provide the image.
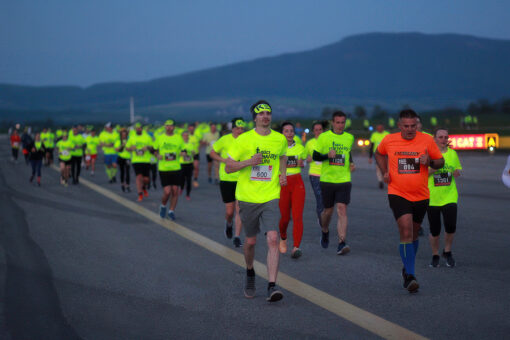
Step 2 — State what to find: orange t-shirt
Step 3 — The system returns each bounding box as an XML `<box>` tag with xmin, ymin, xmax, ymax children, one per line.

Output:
<box><xmin>377</xmin><ymin>132</ymin><xmax>443</xmax><ymax>202</ymax></box>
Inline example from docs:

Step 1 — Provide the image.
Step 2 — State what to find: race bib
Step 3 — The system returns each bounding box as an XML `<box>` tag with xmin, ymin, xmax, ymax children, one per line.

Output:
<box><xmin>329</xmin><ymin>154</ymin><xmax>345</xmax><ymax>166</ymax></box>
<box><xmin>433</xmin><ymin>172</ymin><xmax>452</xmax><ymax>186</ymax></box>
<box><xmin>136</xmin><ymin>149</ymin><xmax>144</xmax><ymax>156</ymax></box>
<box><xmin>250</xmin><ymin>165</ymin><xmax>272</xmax><ymax>181</ymax></box>
<box><xmin>287</xmin><ymin>156</ymin><xmax>298</xmax><ymax>168</ymax></box>
<box><xmin>61</xmin><ymin>150</ymin><xmax>70</xmax><ymax>156</ymax></box>
<box><xmin>398</xmin><ymin>158</ymin><xmax>420</xmax><ymax>174</ymax></box>
<box><xmin>165</xmin><ymin>153</ymin><xmax>176</xmax><ymax>161</ymax></box>
<box><xmin>12</xmin><ymin>142</ymin><xmax>19</xmax><ymax>148</ymax></box>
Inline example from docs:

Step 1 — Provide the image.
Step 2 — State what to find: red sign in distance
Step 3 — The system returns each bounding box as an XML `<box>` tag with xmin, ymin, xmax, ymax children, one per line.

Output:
<box><xmin>448</xmin><ymin>134</ymin><xmax>486</xmax><ymax>150</ymax></box>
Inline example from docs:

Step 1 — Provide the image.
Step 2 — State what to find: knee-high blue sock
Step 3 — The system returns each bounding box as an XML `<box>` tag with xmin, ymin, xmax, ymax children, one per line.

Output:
<box><xmin>413</xmin><ymin>239</ymin><xmax>419</xmax><ymax>254</ymax></box>
<box><xmin>399</xmin><ymin>243</ymin><xmax>415</xmax><ymax>276</ymax></box>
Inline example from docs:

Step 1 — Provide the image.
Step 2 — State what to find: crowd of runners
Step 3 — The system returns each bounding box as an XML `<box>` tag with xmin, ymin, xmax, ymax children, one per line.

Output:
<box><xmin>8</xmin><ymin>100</ymin><xmax>463</xmax><ymax>301</ymax></box>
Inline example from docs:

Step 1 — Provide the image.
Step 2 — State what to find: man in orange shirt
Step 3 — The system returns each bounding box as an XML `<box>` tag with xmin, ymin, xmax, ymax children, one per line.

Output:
<box><xmin>375</xmin><ymin>109</ymin><xmax>444</xmax><ymax>293</ymax></box>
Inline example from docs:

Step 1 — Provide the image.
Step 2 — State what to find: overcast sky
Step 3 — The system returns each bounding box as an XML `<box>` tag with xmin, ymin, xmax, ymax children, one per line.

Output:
<box><xmin>1</xmin><ymin>0</ymin><xmax>509</xmax><ymax>87</ymax></box>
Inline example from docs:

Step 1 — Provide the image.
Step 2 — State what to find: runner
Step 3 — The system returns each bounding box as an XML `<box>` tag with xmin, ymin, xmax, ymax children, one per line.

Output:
<box><xmin>226</xmin><ymin>100</ymin><xmax>287</xmax><ymax>302</ymax></box>
<box><xmin>375</xmin><ymin>109</ymin><xmax>444</xmax><ymax>293</ymax></box>
<box><xmin>427</xmin><ymin>128</ymin><xmax>462</xmax><ymax>267</ymax></box>
<box><xmin>278</xmin><ymin>121</ymin><xmax>307</xmax><ymax>258</ymax></box>
<box><xmin>99</xmin><ymin>122</ymin><xmax>119</xmax><ymax>183</ymax></box>
<box><xmin>116</xmin><ymin>129</ymin><xmax>132</xmax><ymax>193</ymax></box>
<box><xmin>153</xmin><ymin>120</ymin><xmax>184</xmax><ymax>220</ymax></box>
<box><xmin>27</xmin><ymin>133</ymin><xmax>46</xmax><ymax>186</ymax></box>
<box><xmin>202</xmin><ymin>123</ymin><xmax>220</xmax><ymax>184</ymax></box>
<box><xmin>70</xmin><ymin>126</ymin><xmax>85</xmax><ymax>184</ymax></box>
<box><xmin>186</xmin><ymin>123</ymin><xmax>202</xmax><ymax>188</ymax></box>
<box><xmin>368</xmin><ymin>124</ymin><xmax>390</xmax><ymax>189</ymax></box>
<box><xmin>305</xmin><ymin>121</ymin><xmax>325</xmax><ymax>227</ymax></box>
<box><xmin>21</xmin><ymin>127</ymin><xmax>33</xmax><ymax>165</ymax></box>
<box><xmin>10</xmin><ymin>129</ymin><xmax>21</xmax><ymax>162</ymax></box>
<box><xmin>85</xmin><ymin>130</ymin><xmax>100</xmax><ymax>176</ymax></box>
<box><xmin>56</xmin><ymin>132</ymin><xmax>74</xmax><ymax>186</ymax></box>
<box><xmin>210</xmin><ymin>117</ymin><xmax>245</xmax><ymax>247</ymax></box>
<box><xmin>42</xmin><ymin>128</ymin><xmax>55</xmax><ymax>166</ymax></box>
<box><xmin>313</xmin><ymin>111</ymin><xmax>355</xmax><ymax>255</ymax></box>
<box><xmin>179</xmin><ymin>131</ymin><xmax>195</xmax><ymax>200</ymax></box>
<box><xmin>126</xmin><ymin>122</ymin><xmax>153</xmax><ymax>202</ymax></box>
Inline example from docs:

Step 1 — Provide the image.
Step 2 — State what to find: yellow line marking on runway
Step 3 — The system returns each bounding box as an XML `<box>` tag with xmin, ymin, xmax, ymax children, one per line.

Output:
<box><xmin>52</xmin><ymin>166</ymin><xmax>428</xmax><ymax>340</ymax></box>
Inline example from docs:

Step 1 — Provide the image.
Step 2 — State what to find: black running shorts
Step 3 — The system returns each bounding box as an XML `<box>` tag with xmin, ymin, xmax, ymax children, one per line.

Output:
<box><xmin>133</xmin><ymin>163</ymin><xmax>150</xmax><ymax>177</ymax></box>
<box><xmin>219</xmin><ymin>180</ymin><xmax>237</xmax><ymax>203</ymax></box>
<box><xmin>320</xmin><ymin>182</ymin><xmax>352</xmax><ymax>208</ymax></box>
<box><xmin>160</xmin><ymin>170</ymin><xmax>182</xmax><ymax>187</ymax></box>
<box><xmin>388</xmin><ymin>194</ymin><xmax>429</xmax><ymax>223</ymax></box>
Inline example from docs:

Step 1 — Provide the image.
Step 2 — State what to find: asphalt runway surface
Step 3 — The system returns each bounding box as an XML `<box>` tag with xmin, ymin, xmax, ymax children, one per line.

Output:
<box><xmin>0</xmin><ymin>135</ymin><xmax>509</xmax><ymax>339</ymax></box>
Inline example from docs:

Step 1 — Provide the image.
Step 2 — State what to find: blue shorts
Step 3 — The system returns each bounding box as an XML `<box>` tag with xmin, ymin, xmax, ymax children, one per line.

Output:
<box><xmin>104</xmin><ymin>154</ymin><xmax>118</xmax><ymax>165</ymax></box>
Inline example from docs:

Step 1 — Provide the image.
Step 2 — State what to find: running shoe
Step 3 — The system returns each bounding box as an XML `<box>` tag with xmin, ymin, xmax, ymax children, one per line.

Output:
<box><xmin>159</xmin><ymin>205</ymin><xmax>167</xmax><ymax>218</ymax></box>
<box><xmin>168</xmin><ymin>211</ymin><xmax>176</xmax><ymax>221</ymax></box>
<box><xmin>404</xmin><ymin>275</ymin><xmax>419</xmax><ymax>293</ymax></box>
<box><xmin>193</xmin><ymin>180</ymin><xmax>199</xmax><ymax>188</ymax></box>
<box><xmin>109</xmin><ymin>179</ymin><xmax>113</xmax><ymax>184</ymax></box>
<box><xmin>279</xmin><ymin>238</ymin><xmax>287</xmax><ymax>254</ymax></box>
<box><xmin>225</xmin><ymin>222</ymin><xmax>233</xmax><ymax>239</ymax></box>
<box><xmin>443</xmin><ymin>250</ymin><xmax>456</xmax><ymax>267</ymax></box>
<box><xmin>186</xmin><ymin>196</ymin><xmax>191</xmax><ymax>201</ymax></box>
<box><xmin>29</xmin><ymin>175</ymin><xmax>34</xmax><ymax>183</ymax></box>
<box><xmin>336</xmin><ymin>241</ymin><xmax>350</xmax><ymax>255</ymax></box>
<box><xmin>429</xmin><ymin>255</ymin><xmax>440</xmax><ymax>268</ymax></box>
<box><xmin>266</xmin><ymin>285</ymin><xmax>283</xmax><ymax>302</ymax></box>
<box><xmin>244</xmin><ymin>275</ymin><xmax>256</xmax><ymax>298</ymax></box>
<box><xmin>320</xmin><ymin>231</ymin><xmax>329</xmax><ymax>249</ymax></box>
<box><xmin>143</xmin><ymin>189</ymin><xmax>149</xmax><ymax>197</ymax></box>
<box><xmin>112</xmin><ymin>177</ymin><xmax>117</xmax><ymax>183</ymax></box>
<box><xmin>126</xmin><ymin>186</ymin><xmax>131</xmax><ymax>193</ymax></box>
<box><xmin>233</xmin><ymin>237</ymin><xmax>242</xmax><ymax>248</ymax></box>
<box><xmin>291</xmin><ymin>248</ymin><xmax>302</xmax><ymax>259</ymax></box>
<box><xmin>137</xmin><ymin>194</ymin><xmax>143</xmax><ymax>202</ymax></box>
<box><xmin>378</xmin><ymin>181</ymin><xmax>384</xmax><ymax>189</ymax></box>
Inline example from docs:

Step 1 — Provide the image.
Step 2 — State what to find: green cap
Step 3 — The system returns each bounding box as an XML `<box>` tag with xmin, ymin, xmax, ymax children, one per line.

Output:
<box><xmin>164</xmin><ymin>119</ymin><xmax>175</xmax><ymax>126</ymax></box>
<box><xmin>234</xmin><ymin>119</ymin><xmax>246</xmax><ymax>128</ymax></box>
<box><xmin>135</xmin><ymin>122</ymin><xmax>142</xmax><ymax>128</ymax></box>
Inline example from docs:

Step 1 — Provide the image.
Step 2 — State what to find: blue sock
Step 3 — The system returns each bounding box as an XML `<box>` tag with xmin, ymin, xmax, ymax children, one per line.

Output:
<box><xmin>413</xmin><ymin>239</ymin><xmax>419</xmax><ymax>254</ymax></box>
<box><xmin>399</xmin><ymin>243</ymin><xmax>416</xmax><ymax>276</ymax></box>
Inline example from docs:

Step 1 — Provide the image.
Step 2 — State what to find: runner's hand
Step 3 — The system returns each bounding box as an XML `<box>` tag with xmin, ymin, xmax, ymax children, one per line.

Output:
<box><xmin>328</xmin><ymin>149</ymin><xmax>336</xmax><ymax>158</ymax></box>
<box><xmin>250</xmin><ymin>153</ymin><xmax>263</xmax><ymax>165</ymax></box>
<box><xmin>383</xmin><ymin>172</ymin><xmax>390</xmax><ymax>184</ymax></box>
<box><xmin>298</xmin><ymin>159</ymin><xmax>304</xmax><ymax>168</ymax></box>
<box><xmin>279</xmin><ymin>174</ymin><xmax>287</xmax><ymax>186</ymax></box>
<box><xmin>453</xmin><ymin>170</ymin><xmax>461</xmax><ymax>178</ymax></box>
<box><xmin>419</xmin><ymin>150</ymin><xmax>430</xmax><ymax>166</ymax></box>
<box><xmin>350</xmin><ymin>163</ymin><xmax>356</xmax><ymax>172</ymax></box>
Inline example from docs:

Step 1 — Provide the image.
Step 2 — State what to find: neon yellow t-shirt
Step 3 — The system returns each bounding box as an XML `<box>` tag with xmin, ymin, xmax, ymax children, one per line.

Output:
<box><xmin>154</xmin><ymin>133</ymin><xmax>183</xmax><ymax>171</ymax></box>
<box><xmin>180</xmin><ymin>141</ymin><xmax>195</xmax><ymax>165</ymax></box>
<box><xmin>213</xmin><ymin>133</ymin><xmax>240</xmax><ymax>182</ymax></box>
<box><xmin>56</xmin><ymin>139</ymin><xmax>74</xmax><ymax>161</ymax></box>
<box><xmin>228</xmin><ymin>129</ymin><xmax>287</xmax><ymax>204</ymax></box>
<box><xmin>85</xmin><ymin>136</ymin><xmax>100</xmax><ymax>155</ymax></box>
<box><xmin>315</xmin><ymin>130</ymin><xmax>354</xmax><ymax>184</ymax></box>
<box><xmin>305</xmin><ymin>138</ymin><xmax>322</xmax><ymax>176</ymax></box>
<box><xmin>126</xmin><ymin>133</ymin><xmax>153</xmax><ymax>164</ymax></box>
<box><xmin>99</xmin><ymin>130</ymin><xmax>119</xmax><ymax>155</ymax></box>
<box><xmin>70</xmin><ymin>134</ymin><xmax>85</xmax><ymax>157</ymax></box>
<box><xmin>370</xmin><ymin>131</ymin><xmax>390</xmax><ymax>152</ymax></box>
<box><xmin>202</xmin><ymin>131</ymin><xmax>220</xmax><ymax>154</ymax></box>
<box><xmin>115</xmin><ymin>139</ymin><xmax>131</xmax><ymax>159</ymax></box>
<box><xmin>428</xmin><ymin>148</ymin><xmax>462</xmax><ymax>206</ymax></box>
<box><xmin>285</xmin><ymin>143</ymin><xmax>306</xmax><ymax>175</ymax></box>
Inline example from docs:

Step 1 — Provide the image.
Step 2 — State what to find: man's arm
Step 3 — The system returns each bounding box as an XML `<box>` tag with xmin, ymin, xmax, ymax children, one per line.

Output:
<box><xmin>375</xmin><ymin>150</ymin><xmax>389</xmax><ymax>183</ymax></box>
<box><xmin>225</xmin><ymin>154</ymin><xmax>262</xmax><ymax>174</ymax></box>
<box><xmin>209</xmin><ymin>150</ymin><xmax>226</xmax><ymax>163</ymax></box>
<box><xmin>312</xmin><ymin>150</ymin><xmax>329</xmax><ymax>162</ymax></box>
<box><xmin>279</xmin><ymin>155</ymin><xmax>287</xmax><ymax>186</ymax></box>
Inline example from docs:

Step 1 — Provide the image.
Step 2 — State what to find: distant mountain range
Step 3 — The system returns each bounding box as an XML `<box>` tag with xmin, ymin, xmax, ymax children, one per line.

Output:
<box><xmin>2</xmin><ymin>32</ymin><xmax>510</xmax><ymax>122</ymax></box>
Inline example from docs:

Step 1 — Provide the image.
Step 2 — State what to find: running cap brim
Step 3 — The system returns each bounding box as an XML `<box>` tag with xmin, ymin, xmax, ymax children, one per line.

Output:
<box><xmin>164</xmin><ymin>119</ymin><xmax>175</xmax><ymax>126</ymax></box>
<box><xmin>253</xmin><ymin>103</ymin><xmax>272</xmax><ymax>114</ymax></box>
<box><xmin>234</xmin><ymin>119</ymin><xmax>246</xmax><ymax>128</ymax></box>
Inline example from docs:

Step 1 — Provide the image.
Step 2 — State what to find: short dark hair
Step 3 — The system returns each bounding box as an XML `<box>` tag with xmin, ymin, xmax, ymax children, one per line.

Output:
<box><xmin>433</xmin><ymin>127</ymin><xmax>448</xmax><ymax>137</ymax></box>
<box><xmin>250</xmin><ymin>100</ymin><xmax>271</xmax><ymax>120</ymax></box>
<box><xmin>399</xmin><ymin>109</ymin><xmax>418</xmax><ymax>120</ymax></box>
<box><xmin>332</xmin><ymin>111</ymin><xmax>346</xmax><ymax>120</ymax></box>
<box><xmin>311</xmin><ymin>120</ymin><xmax>325</xmax><ymax>130</ymax></box>
<box><xmin>279</xmin><ymin>121</ymin><xmax>294</xmax><ymax>133</ymax></box>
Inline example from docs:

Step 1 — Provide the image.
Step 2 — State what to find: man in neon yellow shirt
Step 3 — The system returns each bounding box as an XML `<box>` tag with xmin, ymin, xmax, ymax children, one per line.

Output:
<box><xmin>313</xmin><ymin>111</ymin><xmax>355</xmax><ymax>255</ymax></box>
<box><xmin>85</xmin><ymin>130</ymin><xmax>100</xmax><ymax>176</ymax></box>
<box><xmin>153</xmin><ymin>120</ymin><xmax>184</xmax><ymax>220</ymax></box>
<box><xmin>41</xmin><ymin>127</ymin><xmax>56</xmax><ymax>166</ymax></box>
<box><xmin>56</xmin><ymin>131</ymin><xmax>74</xmax><ymax>186</ymax></box>
<box><xmin>202</xmin><ymin>123</ymin><xmax>220</xmax><ymax>184</ymax></box>
<box><xmin>369</xmin><ymin>124</ymin><xmax>390</xmax><ymax>189</ymax></box>
<box><xmin>70</xmin><ymin>126</ymin><xmax>86</xmax><ymax>184</ymax></box>
<box><xmin>126</xmin><ymin>122</ymin><xmax>154</xmax><ymax>202</ymax></box>
<box><xmin>210</xmin><ymin>117</ymin><xmax>245</xmax><ymax>247</ymax></box>
<box><xmin>427</xmin><ymin>128</ymin><xmax>462</xmax><ymax>268</ymax></box>
<box><xmin>186</xmin><ymin>123</ymin><xmax>203</xmax><ymax>188</ymax></box>
<box><xmin>305</xmin><ymin>121</ymin><xmax>325</xmax><ymax>226</ymax></box>
<box><xmin>99</xmin><ymin>122</ymin><xmax>120</xmax><ymax>183</ymax></box>
<box><xmin>226</xmin><ymin>100</ymin><xmax>287</xmax><ymax>302</ymax></box>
